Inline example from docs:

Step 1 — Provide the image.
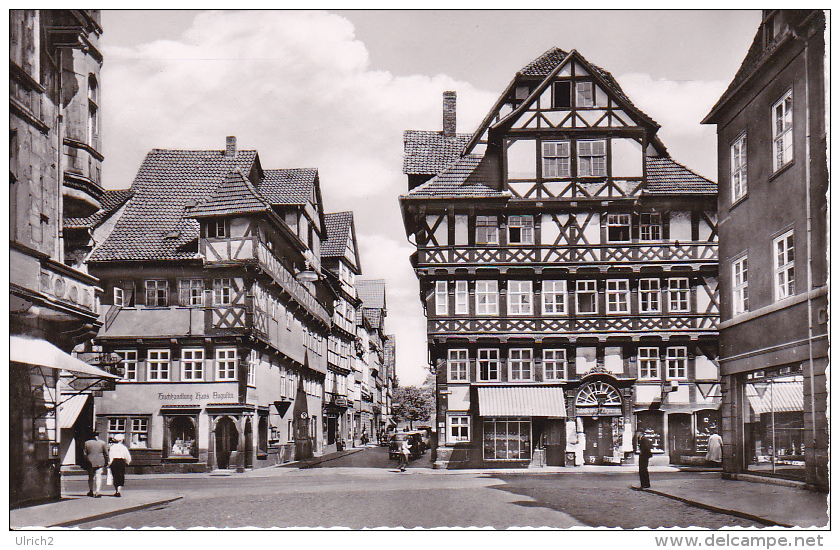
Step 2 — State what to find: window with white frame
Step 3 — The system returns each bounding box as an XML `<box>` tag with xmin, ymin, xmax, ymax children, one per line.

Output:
<box><xmin>772</xmin><ymin>90</ymin><xmax>793</xmax><ymax>171</ymax></box>
<box><xmin>131</xmin><ymin>418</ymin><xmax>148</xmax><ymax>448</ymax></box>
<box><xmin>668</xmin><ymin>278</ymin><xmax>690</xmax><ymax>313</ymax></box>
<box><xmin>87</xmin><ymin>75</ymin><xmax>98</xmax><ymax>147</ymax></box>
<box><xmin>147</xmin><ymin>349</ymin><xmax>170</xmax><ymax>381</ymax></box>
<box><xmin>542</xmin><ymin>280</ymin><xmax>567</xmax><ymax>315</ymax></box>
<box><xmin>448</xmin><ymin>415</ymin><xmax>470</xmax><ymax>443</ymax></box>
<box><xmin>108</xmin><ymin>418</ymin><xmax>126</xmax><ymax>442</ymax></box>
<box><xmin>179</xmin><ymin>279</ymin><xmax>204</xmax><ymax>307</ymax></box>
<box><xmin>435</xmin><ymin>281</ymin><xmax>448</xmax><ymax>316</ymax></box>
<box><xmin>207</xmin><ymin>219</ymin><xmax>227</xmax><ymax>238</ymax></box>
<box><xmin>576</xmin><ymin>280</ymin><xmax>598</xmax><ymax>314</ymax></box>
<box><xmin>542</xmin><ymin>141</ymin><xmax>571</xmax><ymax>178</ymax></box>
<box><xmin>576</xmin><ymin>81</ymin><xmax>594</xmax><ymax>107</ymax></box>
<box><xmin>248</xmin><ymin>350</ymin><xmax>258</xmax><ymax>387</ymax></box>
<box><xmin>448</xmin><ymin>349</ymin><xmax>469</xmax><ymax>382</ymax></box>
<box><xmin>731</xmin><ymin>133</ymin><xmax>748</xmax><ymax>201</ymax></box>
<box><xmin>733</xmin><ymin>254</ymin><xmax>749</xmax><ymax>315</ymax></box>
<box><xmin>455</xmin><ymin>281</ymin><xmax>469</xmax><ymax>315</ymax></box>
<box><xmin>666</xmin><ymin>347</ymin><xmax>687</xmax><ymax>379</ymax></box>
<box><xmin>214</xmin><ymin>278</ymin><xmax>234</xmax><ymax>306</ymax></box>
<box><xmin>638</xmin><ymin>347</ymin><xmax>660</xmax><ymax>380</ymax></box>
<box><xmin>216</xmin><ymin>348</ymin><xmax>237</xmax><ymax>380</ymax></box>
<box><xmin>181</xmin><ymin>348</ymin><xmax>204</xmax><ymax>381</ymax></box>
<box><xmin>477</xmin><ymin>348</ymin><xmax>500</xmax><ymax>381</ymax></box>
<box><xmin>508</xmin><ymin>215</ymin><xmax>534</xmax><ymax>245</ymax></box>
<box><xmin>577</xmin><ymin>140</ymin><xmax>607</xmax><ymax>177</ymax></box>
<box><xmin>145</xmin><ymin>280</ymin><xmax>168</xmax><ymax>307</ymax></box>
<box><xmin>509</xmin><ymin>348</ymin><xmax>533</xmax><ymax>381</ymax></box>
<box><xmin>476</xmin><ymin>280</ymin><xmax>499</xmax><ymax>316</ymax></box>
<box><xmin>606</xmin><ymin>279</ymin><xmax>630</xmax><ymax>314</ymax></box>
<box><xmin>116</xmin><ymin>350</ymin><xmax>138</xmax><ymax>381</ymax></box>
<box><xmin>114</xmin><ymin>287</ymin><xmax>124</xmax><ymax>307</ymax></box>
<box><xmin>606</xmin><ymin>214</ymin><xmax>631</xmax><ymax>242</ymax></box>
<box><xmin>475</xmin><ymin>216</ymin><xmax>499</xmax><ymax>245</ymax></box>
<box><xmin>639</xmin><ymin>279</ymin><xmax>661</xmax><ymax>313</ymax></box>
<box><xmin>543</xmin><ymin>349</ymin><xmax>567</xmax><ymax>380</ymax></box>
<box><xmin>773</xmin><ymin>230</ymin><xmax>794</xmax><ymax>301</ymax></box>
<box><xmin>507</xmin><ymin>280</ymin><xmax>533</xmax><ymax>315</ymax></box>
<box><xmin>640</xmin><ymin>213</ymin><xmax>662</xmax><ymax>241</ymax></box>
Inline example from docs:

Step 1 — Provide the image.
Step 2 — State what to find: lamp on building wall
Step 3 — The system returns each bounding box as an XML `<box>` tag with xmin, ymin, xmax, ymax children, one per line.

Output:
<box><xmin>296</xmin><ymin>261</ymin><xmax>319</xmax><ymax>283</ymax></box>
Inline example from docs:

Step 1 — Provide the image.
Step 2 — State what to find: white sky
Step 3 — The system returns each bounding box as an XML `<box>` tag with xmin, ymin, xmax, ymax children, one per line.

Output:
<box><xmin>98</xmin><ymin>9</ymin><xmax>761</xmax><ymax>386</ymax></box>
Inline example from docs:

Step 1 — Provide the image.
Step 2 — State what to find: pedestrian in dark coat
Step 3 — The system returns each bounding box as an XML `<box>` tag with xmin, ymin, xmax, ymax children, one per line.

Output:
<box><xmin>638</xmin><ymin>430</ymin><xmax>653</xmax><ymax>489</ymax></box>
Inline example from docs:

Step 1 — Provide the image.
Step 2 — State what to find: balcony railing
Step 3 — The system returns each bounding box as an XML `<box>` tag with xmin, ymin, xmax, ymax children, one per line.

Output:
<box><xmin>417</xmin><ymin>242</ymin><xmax>717</xmax><ymax>266</ymax></box>
<box><xmin>429</xmin><ymin>314</ymin><xmax>718</xmax><ymax>335</ymax></box>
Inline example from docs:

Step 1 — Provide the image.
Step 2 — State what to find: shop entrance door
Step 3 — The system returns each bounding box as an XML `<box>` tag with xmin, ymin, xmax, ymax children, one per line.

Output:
<box><xmin>244</xmin><ymin>418</ymin><xmax>253</xmax><ymax>469</ymax></box>
<box><xmin>582</xmin><ymin>417</ymin><xmax>615</xmax><ymax>465</ymax></box>
<box><xmin>544</xmin><ymin>419</ymin><xmax>566</xmax><ymax>466</ymax></box>
<box><xmin>668</xmin><ymin>414</ymin><xmax>693</xmax><ymax>464</ymax></box>
<box><xmin>215</xmin><ymin>417</ymin><xmax>238</xmax><ymax>470</ymax></box>
<box><xmin>327</xmin><ymin>416</ymin><xmax>337</xmax><ymax>445</ymax></box>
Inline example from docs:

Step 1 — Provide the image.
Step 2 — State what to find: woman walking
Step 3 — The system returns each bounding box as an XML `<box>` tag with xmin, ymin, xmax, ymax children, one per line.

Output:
<box><xmin>108</xmin><ymin>434</ymin><xmax>132</xmax><ymax>497</ymax></box>
<box><xmin>397</xmin><ymin>437</ymin><xmax>411</xmax><ymax>472</ymax></box>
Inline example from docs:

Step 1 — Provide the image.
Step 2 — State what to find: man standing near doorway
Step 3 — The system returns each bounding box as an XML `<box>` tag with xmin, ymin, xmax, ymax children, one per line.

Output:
<box><xmin>84</xmin><ymin>431</ymin><xmax>108</xmax><ymax>497</ymax></box>
<box><xmin>637</xmin><ymin>429</ymin><xmax>652</xmax><ymax>489</ymax></box>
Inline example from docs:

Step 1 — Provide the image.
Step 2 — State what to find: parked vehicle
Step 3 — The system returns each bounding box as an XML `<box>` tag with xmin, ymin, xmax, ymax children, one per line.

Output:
<box><xmin>389</xmin><ymin>432</ymin><xmax>423</xmax><ymax>460</ymax></box>
<box><xmin>416</xmin><ymin>427</ymin><xmax>432</xmax><ymax>451</ymax></box>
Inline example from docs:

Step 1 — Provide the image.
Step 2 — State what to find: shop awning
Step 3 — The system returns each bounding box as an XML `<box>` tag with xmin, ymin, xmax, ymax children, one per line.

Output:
<box><xmin>478</xmin><ymin>386</ymin><xmax>566</xmax><ymax>417</ymax></box>
<box><xmin>10</xmin><ymin>336</ymin><xmax>119</xmax><ymax>379</ymax></box>
<box><xmin>746</xmin><ymin>381</ymin><xmax>803</xmax><ymax>414</ymax></box>
<box><xmin>58</xmin><ymin>393</ymin><xmax>89</xmax><ymax>429</ymax></box>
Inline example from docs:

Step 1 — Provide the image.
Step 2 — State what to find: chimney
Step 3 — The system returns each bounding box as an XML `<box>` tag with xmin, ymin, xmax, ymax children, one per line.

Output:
<box><xmin>442</xmin><ymin>91</ymin><xmax>456</xmax><ymax>138</ymax></box>
<box><xmin>225</xmin><ymin>136</ymin><xmax>237</xmax><ymax>158</ymax></box>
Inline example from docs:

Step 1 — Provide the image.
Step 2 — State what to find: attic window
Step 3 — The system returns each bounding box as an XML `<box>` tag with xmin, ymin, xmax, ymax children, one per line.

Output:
<box><xmin>576</xmin><ymin>81</ymin><xmax>594</xmax><ymax>107</ymax></box>
<box><xmin>514</xmin><ymin>86</ymin><xmax>530</xmax><ymax>101</ymax></box>
<box><xmin>164</xmin><ymin>230</ymin><xmax>181</xmax><ymax>239</ymax></box>
<box><xmin>207</xmin><ymin>219</ymin><xmax>227</xmax><ymax>238</ymax></box>
<box><xmin>552</xmin><ymin>81</ymin><xmax>571</xmax><ymax>109</ymax></box>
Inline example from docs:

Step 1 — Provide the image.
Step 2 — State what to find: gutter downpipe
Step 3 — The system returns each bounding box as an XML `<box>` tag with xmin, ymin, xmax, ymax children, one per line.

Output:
<box><xmin>791</xmin><ymin>25</ymin><xmax>818</xmax><ymax>477</ymax></box>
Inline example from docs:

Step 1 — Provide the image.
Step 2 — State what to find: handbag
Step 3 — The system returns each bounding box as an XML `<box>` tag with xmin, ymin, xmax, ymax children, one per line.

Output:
<box><xmin>106</xmin><ymin>468</ymin><xmax>113</xmax><ymax>486</ymax></box>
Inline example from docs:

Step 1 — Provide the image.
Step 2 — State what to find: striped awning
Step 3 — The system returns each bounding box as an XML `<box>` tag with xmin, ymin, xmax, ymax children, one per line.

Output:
<box><xmin>746</xmin><ymin>381</ymin><xmax>803</xmax><ymax>414</ymax></box>
<box><xmin>478</xmin><ymin>386</ymin><xmax>566</xmax><ymax>417</ymax></box>
<box><xmin>58</xmin><ymin>393</ymin><xmax>89</xmax><ymax>429</ymax></box>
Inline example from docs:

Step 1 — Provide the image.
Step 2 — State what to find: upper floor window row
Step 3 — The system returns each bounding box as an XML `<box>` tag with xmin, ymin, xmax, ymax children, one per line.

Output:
<box><xmin>542</xmin><ymin>139</ymin><xmax>607</xmax><ymax>178</ymax></box>
<box><xmin>552</xmin><ymin>80</ymin><xmax>597</xmax><ymax>109</ymax></box>
<box><xmin>114</xmin><ymin>278</ymin><xmax>240</xmax><ymax>308</ymax></box>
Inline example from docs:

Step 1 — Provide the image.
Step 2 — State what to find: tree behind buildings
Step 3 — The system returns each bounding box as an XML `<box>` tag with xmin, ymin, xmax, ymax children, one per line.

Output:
<box><xmin>392</xmin><ymin>385</ymin><xmax>434</xmax><ymax>430</ymax></box>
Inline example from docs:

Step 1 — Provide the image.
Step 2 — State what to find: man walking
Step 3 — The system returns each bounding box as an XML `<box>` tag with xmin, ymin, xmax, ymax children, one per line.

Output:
<box><xmin>84</xmin><ymin>431</ymin><xmax>109</xmax><ymax>497</ymax></box>
<box><xmin>637</xmin><ymin>430</ymin><xmax>652</xmax><ymax>489</ymax></box>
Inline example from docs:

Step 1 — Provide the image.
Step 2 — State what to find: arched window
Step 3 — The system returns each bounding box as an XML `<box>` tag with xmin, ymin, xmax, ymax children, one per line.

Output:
<box><xmin>576</xmin><ymin>381</ymin><xmax>622</xmax><ymax>407</ymax></box>
<box><xmin>87</xmin><ymin>75</ymin><xmax>99</xmax><ymax>148</ymax></box>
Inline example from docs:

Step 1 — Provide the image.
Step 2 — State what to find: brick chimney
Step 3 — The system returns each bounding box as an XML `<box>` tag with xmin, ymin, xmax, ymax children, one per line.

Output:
<box><xmin>225</xmin><ymin>136</ymin><xmax>237</xmax><ymax>158</ymax></box>
<box><xmin>442</xmin><ymin>91</ymin><xmax>456</xmax><ymax>138</ymax></box>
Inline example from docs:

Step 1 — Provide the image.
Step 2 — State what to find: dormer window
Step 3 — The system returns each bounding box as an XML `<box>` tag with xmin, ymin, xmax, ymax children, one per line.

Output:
<box><xmin>576</xmin><ymin>81</ymin><xmax>594</xmax><ymax>107</ymax></box>
<box><xmin>552</xmin><ymin>81</ymin><xmax>572</xmax><ymax>109</ymax></box>
<box><xmin>207</xmin><ymin>219</ymin><xmax>227</xmax><ymax>238</ymax></box>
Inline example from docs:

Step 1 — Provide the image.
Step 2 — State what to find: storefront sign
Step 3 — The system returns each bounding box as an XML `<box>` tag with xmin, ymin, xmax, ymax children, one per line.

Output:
<box><xmin>576</xmin><ymin>406</ymin><xmax>622</xmax><ymax>417</ymax></box>
<box><xmin>157</xmin><ymin>391</ymin><xmax>235</xmax><ymax>401</ymax></box>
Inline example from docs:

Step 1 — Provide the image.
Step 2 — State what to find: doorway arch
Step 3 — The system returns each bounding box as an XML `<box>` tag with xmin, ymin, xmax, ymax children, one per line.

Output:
<box><xmin>214</xmin><ymin>416</ymin><xmax>239</xmax><ymax>470</ymax></box>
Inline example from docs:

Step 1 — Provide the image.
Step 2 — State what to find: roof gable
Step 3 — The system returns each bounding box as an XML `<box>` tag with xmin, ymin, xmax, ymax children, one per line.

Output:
<box><xmin>645</xmin><ymin>156</ymin><xmax>717</xmax><ymax>195</ymax></box>
<box><xmin>322</xmin><ymin>211</ymin><xmax>361</xmax><ymax>272</ymax></box>
<box><xmin>187</xmin><ymin>169</ymin><xmax>271</xmax><ymax>218</ymax></box>
<box><xmin>258</xmin><ymin>168</ymin><xmax>317</xmax><ymax>205</ymax></box>
<box><xmin>403</xmin><ymin>130</ymin><xmax>472</xmax><ymax>176</ymax></box>
<box><xmin>356</xmin><ymin>279</ymin><xmax>386</xmax><ymax>310</ymax></box>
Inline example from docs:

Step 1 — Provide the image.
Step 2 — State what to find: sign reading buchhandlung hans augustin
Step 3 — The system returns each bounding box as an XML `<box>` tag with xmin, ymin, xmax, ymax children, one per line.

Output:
<box><xmin>157</xmin><ymin>390</ymin><xmax>236</xmax><ymax>402</ymax></box>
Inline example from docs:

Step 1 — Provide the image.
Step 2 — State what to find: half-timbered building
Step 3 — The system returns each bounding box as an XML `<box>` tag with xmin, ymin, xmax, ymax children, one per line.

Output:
<box><xmin>356</xmin><ymin>279</ymin><xmax>392</xmax><ymax>439</ymax></box>
<box><xmin>401</xmin><ymin>49</ymin><xmax>720</xmax><ymax>469</ymax></box>
<box><xmin>87</xmin><ymin>137</ymin><xmax>334</xmax><ymax>472</ymax></box>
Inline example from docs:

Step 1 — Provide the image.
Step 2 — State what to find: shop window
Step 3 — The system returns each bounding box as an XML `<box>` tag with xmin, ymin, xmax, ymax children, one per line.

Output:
<box><xmin>508</xmin><ymin>215</ymin><xmax>534</xmax><ymax>245</ymax></box>
<box><xmin>668</xmin><ymin>278</ymin><xmax>690</xmax><ymax>313</ymax></box>
<box><xmin>508</xmin><ymin>280</ymin><xmax>533</xmax><ymax>316</ymax></box>
<box><xmin>606</xmin><ymin>279</ymin><xmax>630</xmax><ymax>314</ymax></box>
<box><xmin>475</xmin><ymin>280</ymin><xmax>498</xmax><ymax>316</ymax></box>
<box><xmin>435</xmin><ymin>281</ymin><xmax>448</xmax><ymax>316</ymax></box>
<box><xmin>214</xmin><ymin>278</ymin><xmax>234</xmax><ymax>306</ymax></box>
<box><xmin>639</xmin><ymin>278</ymin><xmax>660</xmax><ymax>313</ymax></box>
<box><xmin>181</xmin><ymin>348</ymin><xmax>204</xmax><ymax>381</ymax></box>
<box><xmin>131</xmin><ymin>418</ymin><xmax>148</xmax><ymax>449</ymax></box>
<box><xmin>640</xmin><ymin>213</ymin><xmax>662</xmax><ymax>241</ymax></box>
<box><xmin>455</xmin><ymin>281</ymin><xmax>469</xmax><ymax>315</ymax></box>
<box><xmin>167</xmin><ymin>416</ymin><xmax>196</xmax><ymax>458</ymax></box>
<box><xmin>108</xmin><ymin>418</ymin><xmax>126</xmax><ymax>443</ymax></box>
<box><xmin>477</xmin><ymin>348</ymin><xmax>500</xmax><ymax>382</ymax></box>
<box><xmin>606</xmin><ymin>214</ymin><xmax>631</xmax><ymax>242</ymax></box>
<box><xmin>542</xmin><ymin>141</ymin><xmax>571</xmax><ymax>178</ymax></box>
<box><xmin>179</xmin><ymin>279</ymin><xmax>204</xmax><ymax>306</ymax></box>
<box><xmin>448</xmin><ymin>349</ymin><xmax>469</xmax><ymax>382</ymax></box>
<box><xmin>638</xmin><ymin>347</ymin><xmax>660</xmax><ymax>380</ymax></box>
<box><xmin>575</xmin><ymin>280</ymin><xmax>598</xmax><ymax>315</ymax></box>
<box><xmin>733</xmin><ymin>254</ymin><xmax>749</xmax><ymax>315</ymax></box>
<box><xmin>216</xmin><ymin>348</ymin><xmax>237</xmax><ymax>380</ymax></box>
<box><xmin>448</xmin><ymin>415</ymin><xmax>470</xmax><ymax>443</ymax></box>
<box><xmin>731</xmin><ymin>133</ymin><xmax>747</xmax><ymax>202</ymax></box>
<box><xmin>771</xmin><ymin>90</ymin><xmax>793</xmax><ymax>172</ymax></box>
<box><xmin>635</xmin><ymin>411</ymin><xmax>664</xmax><ymax>452</ymax></box>
<box><xmin>773</xmin><ymin>230</ymin><xmax>794</xmax><ymax>301</ymax></box>
<box><xmin>475</xmin><ymin>215</ymin><xmax>498</xmax><ymax>245</ymax></box>
<box><xmin>577</xmin><ymin>140</ymin><xmax>606</xmax><ymax>177</ymax></box>
<box><xmin>543</xmin><ymin>349</ymin><xmax>566</xmax><ymax>380</ymax></box>
<box><xmin>666</xmin><ymin>347</ymin><xmax>687</xmax><ymax>379</ymax></box>
<box><xmin>743</xmin><ymin>372</ymin><xmax>804</xmax><ymax>480</ymax></box>
<box><xmin>542</xmin><ymin>280</ymin><xmax>567</xmax><ymax>315</ymax></box>
<box><xmin>509</xmin><ymin>348</ymin><xmax>533</xmax><ymax>381</ymax></box>
<box><xmin>145</xmin><ymin>280</ymin><xmax>169</xmax><ymax>307</ymax></box>
<box><xmin>147</xmin><ymin>349</ymin><xmax>170</xmax><ymax>381</ymax></box>
<box><xmin>483</xmin><ymin>418</ymin><xmax>531</xmax><ymax>461</ymax></box>
<box><xmin>116</xmin><ymin>350</ymin><xmax>138</xmax><ymax>381</ymax></box>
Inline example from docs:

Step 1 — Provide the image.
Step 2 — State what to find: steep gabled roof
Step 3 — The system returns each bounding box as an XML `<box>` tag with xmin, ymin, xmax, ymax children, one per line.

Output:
<box><xmin>321</xmin><ymin>211</ymin><xmax>353</xmax><ymax>257</ymax></box>
<box><xmin>258</xmin><ymin>168</ymin><xmax>318</xmax><ymax>205</ymax></box>
<box><xmin>403</xmin><ymin>130</ymin><xmax>472</xmax><ymax>176</ymax></box>
<box><xmin>64</xmin><ymin>188</ymin><xmax>134</xmax><ymax>230</ymax></box>
<box><xmin>89</xmin><ymin>149</ymin><xmax>258</xmax><ymax>262</ymax></box>
<box><xmin>362</xmin><ymin>307</ymin><xmax>382</xmax><ymax>329</ymax></box>
<box><xmin>645</xmin><ymin>157</ymin><xmax>717</xmax><ymax>195</ymax></box>
<box><xmin>402</xmin><ymin>155</ymin><xmax>507</xmax><ymax>199</ymax></box>
<box><xmin>186</xmin><ymin>169</ymin><xmax>271</xmax><ymax>217</ymax></box>
<box><xmin>356</xmin><ymin>279</ymin><xmax>386</xmax><ymax>310</ymax></box>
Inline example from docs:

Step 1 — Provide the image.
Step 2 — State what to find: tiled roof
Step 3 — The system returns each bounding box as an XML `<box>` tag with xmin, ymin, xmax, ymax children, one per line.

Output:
<box><xmin>403</xmin><ymin>130</ymin><xmax>472</xmax><ymax>175</ymax></box>
<box><xmin>645</xmin><ymin>157</ymin><xmax>717</xmax><ymax>195</ymax></box>
<box><xmin>362</xmin><ymin>307</ymin><xmax>382</xmax><ymax>328</ymax></box>
<box><xmin>356</xmin><ymin>279</ymin><xmax>386</xmax><ymax>309</ymax></box>
<box><xmin>519</xmin><ymin>47</ymin><xmax>654</xmax><ymax>127</ymax></box>
<box><xmin>404</xmin><ymin>155</ymin><xmax>506</xmax><ymax>198</ymax></box>
<box><xmin>63</xmin><ymin>189</ymin><xmax>134</xmax><ymax>230</ymax></box>
<box><xmin>187</xmin><ymin>169</ymin><xmax>271</xmax><ymax>217</ymax></box>
<box><xmin>89</xmin><ymin>149</ymin><xmax>258</xmax><ymax>261</ymax></box>
<box><xmin>322</xmin><ymin>211</ymin><xmax>353</xmax><ymax>258</ymax></box>
<box><xmin>258</xmin><ymin>168</ymin><xmax>317</xmax><ymax>205</ymax></box>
